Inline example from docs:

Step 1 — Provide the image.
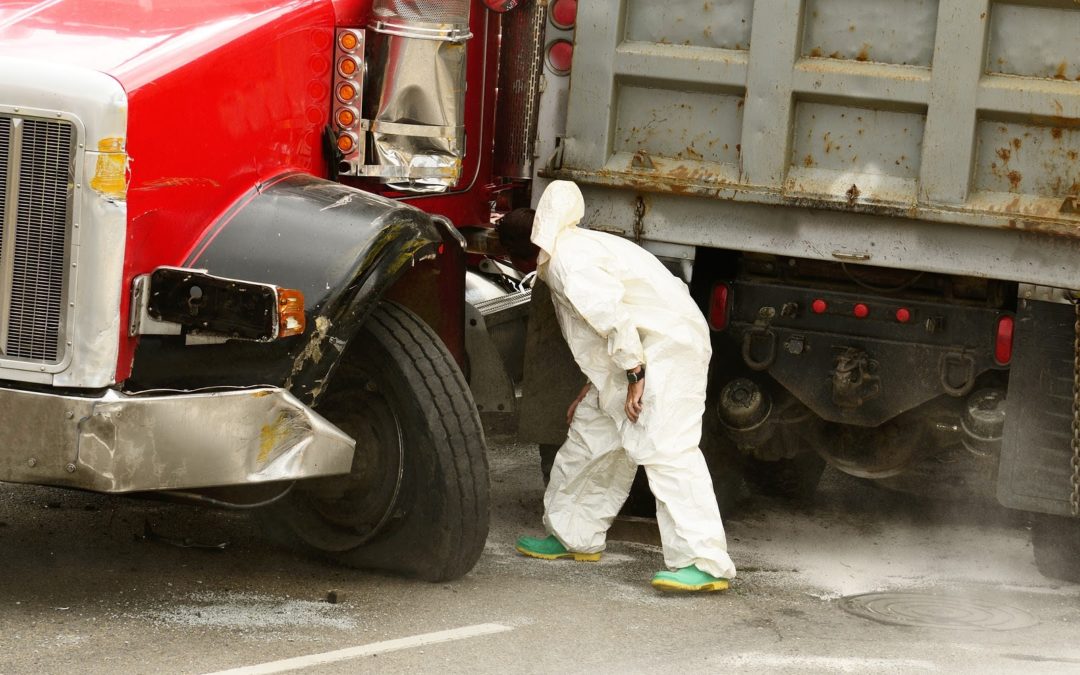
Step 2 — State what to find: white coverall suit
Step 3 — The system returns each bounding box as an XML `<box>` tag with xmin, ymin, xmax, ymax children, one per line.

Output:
<box><xmin>533</xmin><ymin>181</ymin><xmax>737</xmax><ymax>580</ymax></box>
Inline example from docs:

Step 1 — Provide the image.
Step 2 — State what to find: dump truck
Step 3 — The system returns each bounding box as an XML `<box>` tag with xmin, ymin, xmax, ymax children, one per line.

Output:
<box><xmin>515</xmin><ymin>0</ymin><xmax>1080</xmax><ymax>582</ymax></box>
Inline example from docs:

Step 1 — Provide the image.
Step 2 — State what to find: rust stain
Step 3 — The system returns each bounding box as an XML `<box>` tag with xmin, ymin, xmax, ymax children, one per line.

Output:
<box><xmin>252</xmin><ymin>391</ymin><xmax>273</xmax><ymax>398</ymax></box>
<box><xmin>1011</xmin><ymin>137</ymin><xmax>1022</xmax><ymax>151</ymax></box>
<box><xmin>1051</xmin><ymin>128</ymin><xmax>1063</xmax><ymax>140</ymax></box>
<box><xmin>846</xmin><ymin>184</ymin><xmax>861</xmax><ymax>205</ymax></box>
<box><xmin>830</xmin><ymin>51</ymin><xmax>842</xmax><ymax>59</ymax></box>
<box><xmin>1007</xmin><ymin>170</ymin><xmax>1023</xmax><ymax>190</ymax></box>
<box><xmin>1055</xmin><ymin>62</ymin><xmax>1068</xmax><ymax>80</ymax></box>
<box><xmin>803</xmin><ymin>154</ymin><xmax>815</xmax><ymax>167</ymax></box>
<box><xmin>735</xmin><ymin>144</ymin><xmax>742</xmax><ymax>156</ymax></box>
<box><xmin>1067</xmin><ymin>150</ymin><xmax>1078</xmax><ymax>161</ymax></box>
<box><xmin>996</xmin><ymin>147</ymin><xmax>1011</xmax><ymax>163</ymax></box>
<box><xmin>848</xmin><ymin>24</ymin><xmax>856</xmax><ymax>32</ymax></box>
<box><xmin>855</xmin><ymin>43</ymin><xmax>870</xmax><ymax>62</ymax></box>
<box><xmin>685</xmin><ymin>145</ymin><xmax>703</xmax><ymax>160</ymax></box>
<box><xmin>809</xmin><ymin>47</ymin><xmax>823</xmax><ymax>58</ymax></box>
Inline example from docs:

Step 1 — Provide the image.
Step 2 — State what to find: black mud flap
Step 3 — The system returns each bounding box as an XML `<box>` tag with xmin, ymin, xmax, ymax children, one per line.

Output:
<box><xmin>997</xmin><ymin>299</ymin><xmax>1076</xmax><ymax>516</ymax></box>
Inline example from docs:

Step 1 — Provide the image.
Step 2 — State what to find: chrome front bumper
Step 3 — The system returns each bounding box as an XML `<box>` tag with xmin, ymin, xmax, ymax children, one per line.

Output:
<box><xmin>0</xmin><ymin>386</ymin><xmax>355</xmax><ymax>493</ymax></box>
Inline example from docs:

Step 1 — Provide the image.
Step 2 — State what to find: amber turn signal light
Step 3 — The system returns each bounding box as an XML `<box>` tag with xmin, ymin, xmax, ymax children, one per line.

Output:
<box><xmin>278</xmin><ymin>289</ymin><xmax>306</xmax><ymax>338</ymax></box>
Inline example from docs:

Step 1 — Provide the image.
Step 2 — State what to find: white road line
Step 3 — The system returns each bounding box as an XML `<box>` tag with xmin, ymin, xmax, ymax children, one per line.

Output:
<box><xmin>204</xmin><ymin>623</ymin><xmax>513</xmax><ymax>675</ymax></box>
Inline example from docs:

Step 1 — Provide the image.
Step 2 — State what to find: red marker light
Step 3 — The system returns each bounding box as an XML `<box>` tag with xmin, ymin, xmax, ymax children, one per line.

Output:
<box><xmin>811</xmin><ymin>299</ymin><xmax>827</xmax><ymax>314</ymax></box>
<box><xmin>708</xmin><ymin>283</ymin><xmax>731</xmax><ymax>331</ymax></box>
<box><xmin>895</xmin><ymin>307</ymin><xmax>911</xmax><ymax>323</ymax></box>
<box><xmin>853</xmin><ymin>303</ymin><xmax>870</xmax><ymax>318</ymax></box>
<box><xmin>551</xmin><ymin>0</ymin><xmax>577</xmax><ymax>29</ymax></box>
<box><xmin>547</xmin><ymin>39</ymin><xmax>574</xmax><ymax>75</ymax></box>
<box><xmin>995</xmin><ymin>314</ymin><xmax>1014</xmax><ymax>365</ymax></box>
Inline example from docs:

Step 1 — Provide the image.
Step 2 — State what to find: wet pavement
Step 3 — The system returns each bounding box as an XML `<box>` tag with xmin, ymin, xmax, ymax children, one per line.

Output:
<box><xmin>0</xmin><ymin>431</ymin><xmax>1078</xmax><ymax>674</ymax></box>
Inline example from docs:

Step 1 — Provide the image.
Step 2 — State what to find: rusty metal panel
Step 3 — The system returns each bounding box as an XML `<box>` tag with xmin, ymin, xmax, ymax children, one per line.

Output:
<box><xmin>802</xmin><ymin>0</ymin><xmax>939</xmax><ymax>67</ymax></box>
<box><xmin>615</xmin><ymin>85</ymin><xmax>744</xmax><ymax>166</ymax></box>
<box><xmin>987</xmin><ymin>2</ymin><xmax>1080</xmax><ymax>81</ymax></box>
<box><xmin>973</xmin><ymin>118</ymin><xmax>1080</xmax><ymax>199</ymax></box>
<box><xmin>625</xmin><ymin>0</ymin><xmax>754</xmax><ymax>50</ymax></box>
<box><xmin>560</xmin><ymin>0</ymin><xmax>1080</xmax><ymax>241</ymax></box>
<box><xmin>788</xmin><ymin>101</ymin><xmax>926</xmax><ymax>206</ymax></box>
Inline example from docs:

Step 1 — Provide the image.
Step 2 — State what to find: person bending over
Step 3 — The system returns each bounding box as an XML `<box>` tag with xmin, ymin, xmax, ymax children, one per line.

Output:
<box><xmin>515</xmin><ymin>180</ymin><xmax>736</xmax><ymax>593</ymax></box>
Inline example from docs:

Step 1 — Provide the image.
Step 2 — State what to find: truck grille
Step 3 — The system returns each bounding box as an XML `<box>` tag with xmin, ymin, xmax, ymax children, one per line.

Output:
<box><xmin>0</xmin><ymin>115</ymin><xmax>75</xmax><ymax>364</ymax></box>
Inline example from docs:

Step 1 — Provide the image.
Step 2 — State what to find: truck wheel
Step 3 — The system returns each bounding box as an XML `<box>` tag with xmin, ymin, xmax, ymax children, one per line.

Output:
<box><xmin>260</xmin><ymin>302</ymin><xmax>490</xmax><ymax>582</ymax></box>
<box><xmin>1032</xmin><ymin>514</ymin><xmax>1080</xmax><ymax>584</ymax></box>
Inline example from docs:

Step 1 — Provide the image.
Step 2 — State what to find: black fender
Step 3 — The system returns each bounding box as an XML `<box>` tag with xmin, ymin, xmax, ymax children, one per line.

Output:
<box><xmin>127</xmin><ymin>172</ymin><xmax>455</xmax><ymax>405</ymax></box>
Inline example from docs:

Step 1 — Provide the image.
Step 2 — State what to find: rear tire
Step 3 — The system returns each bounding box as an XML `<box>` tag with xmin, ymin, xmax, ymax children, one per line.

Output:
<box><xmin>1032</xmin><ymin>514</ymin><xmax>1080</xmax><ymax>584</ymax></box>
<box><xmin>260</xmin><ymin>302</ymin><xmax>490</xmax><ymax>582</ymax></box>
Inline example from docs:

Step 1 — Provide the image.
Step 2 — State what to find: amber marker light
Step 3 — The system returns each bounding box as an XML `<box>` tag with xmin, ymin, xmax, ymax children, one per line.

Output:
<box><xmin>337</xmin><ymin>82</ymin><xmax>357</xmax><ymax>103</ymax></box>
<box><xmin>278</xmin><ymin>289</ymin><xmax>306</xmax><ymax>338</ymax></box>
<box><xmin>338</xmin><ymin>57</ymin><xmax>358</xmax><ymax>77</ymax></box>
<box><xmin>339</xmin><ymin>31</ymin><xmax>359</xmax><ymax>51</ymax></box>
<box><xmin>336</xmin><ymin>107</ymin><xmax>357</xmax><ymax>127</ymax></box>
<box><xmin>90</xmin><ymin>136</ymin><xmax>129</xmax><ymax>199</ymax></box>
<box><xmin>337</xmin><ymin>133</ymin><xmax>357</xmax><ymax>153</ymax></box>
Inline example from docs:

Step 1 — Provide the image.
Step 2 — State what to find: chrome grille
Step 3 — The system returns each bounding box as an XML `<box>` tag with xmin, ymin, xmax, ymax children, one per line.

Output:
<box><xmin>0</xmin><ymin>114</ymin><xmax>74</xmax><ymax>364</ymax></box>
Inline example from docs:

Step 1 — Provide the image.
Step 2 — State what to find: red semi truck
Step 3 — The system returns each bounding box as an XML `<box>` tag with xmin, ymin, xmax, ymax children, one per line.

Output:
<box><xmin>0</xmin><ymin>0</ymin><xmax>526</xmax><ymax>581</ymax></box>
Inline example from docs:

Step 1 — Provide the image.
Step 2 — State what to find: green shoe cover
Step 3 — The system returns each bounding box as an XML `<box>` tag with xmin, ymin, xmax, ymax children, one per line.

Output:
<box><xmin>651</xmin><ymin>564</ymin><xmax>729</xmax><ymax>592</ymax></box>
<box><xmin>515</xmin><ymin>535</ymin><xmax>601</xmax><ymax>562</ymax></box>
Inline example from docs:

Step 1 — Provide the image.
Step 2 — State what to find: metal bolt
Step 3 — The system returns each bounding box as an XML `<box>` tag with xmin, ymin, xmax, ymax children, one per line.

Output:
<box><xmin>27</xmin><ymin>458</ymin><xmax>37</xmax><ymax>468</ymax></box>
<box><xmin>65</xmin><ymin>463</ymin><xmax>76</xmax><ymax>473</ymax></box>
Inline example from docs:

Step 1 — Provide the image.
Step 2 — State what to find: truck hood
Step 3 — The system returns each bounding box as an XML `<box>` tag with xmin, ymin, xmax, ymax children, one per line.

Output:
<box><xmin>0</xmin><ymin>0</ymin><xmax>320</xmax><ymax>90</ymax></box>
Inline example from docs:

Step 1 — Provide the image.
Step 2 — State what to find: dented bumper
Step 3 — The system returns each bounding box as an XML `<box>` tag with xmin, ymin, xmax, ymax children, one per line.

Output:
<box><xmin>0</xmin><ymin>386</ymin><xmax>355</xmax><ymax>493</ymax></box>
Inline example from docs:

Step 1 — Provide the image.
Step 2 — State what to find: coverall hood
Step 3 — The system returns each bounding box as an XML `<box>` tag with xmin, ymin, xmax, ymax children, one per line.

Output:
<box><xmin>531</xmin><ymin>180</ymin><xmax>585</xmax><ymax>264</ymax></box>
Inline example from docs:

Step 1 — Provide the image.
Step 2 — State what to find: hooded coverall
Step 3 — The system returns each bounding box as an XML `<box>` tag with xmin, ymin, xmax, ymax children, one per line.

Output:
<box><xmin>532</xmin><ymin>180</ymin><xmax>737</xmax><ymax>580</ymax></box>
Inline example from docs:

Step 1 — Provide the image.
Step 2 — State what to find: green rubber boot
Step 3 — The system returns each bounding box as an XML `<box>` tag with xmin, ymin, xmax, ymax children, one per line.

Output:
<box><xmin>651</xmin><ymin>565</ymin><xmax>730</xmax><ymax>592</ymax></box>
<box><xmin>515</xmin><ymin>535</ymin><xmax>601</xmax><ymax>562</ymax></box>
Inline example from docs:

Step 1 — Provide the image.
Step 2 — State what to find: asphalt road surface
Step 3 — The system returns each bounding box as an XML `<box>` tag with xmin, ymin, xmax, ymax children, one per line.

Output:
<box><xmin>0</xmin><ymin>430</ymin><xmax>1078</xmax><ymax>674</ymax></box>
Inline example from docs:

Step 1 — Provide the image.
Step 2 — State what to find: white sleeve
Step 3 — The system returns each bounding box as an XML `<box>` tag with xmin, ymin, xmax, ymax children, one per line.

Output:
<box><xmin>559</xmin><ymin>263</ymin><xmax>645</xmax><ymax>371</ymax></box>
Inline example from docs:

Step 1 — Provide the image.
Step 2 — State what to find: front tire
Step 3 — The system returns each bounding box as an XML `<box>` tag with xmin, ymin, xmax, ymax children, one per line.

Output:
<box><xmin>261</xmin><ymin>302</ymin><xmax>490</xmax><ymax>582</ymax></box>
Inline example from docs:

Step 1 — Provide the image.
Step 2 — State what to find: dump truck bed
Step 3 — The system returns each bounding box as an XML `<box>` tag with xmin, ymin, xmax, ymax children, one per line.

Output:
<box><xmin>553</xmin><ymin>0</ymin><xmax>1080</xmax><ymax>286</ymax></box>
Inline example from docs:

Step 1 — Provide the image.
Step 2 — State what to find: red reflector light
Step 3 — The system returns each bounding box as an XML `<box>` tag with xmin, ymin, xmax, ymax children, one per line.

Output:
<box><xmin>895</xmin><ymin>307</ymin><xmax>911</xmax><ymax>323</ymax></box>
<box><xmin>995</xmin><ymin>314</ymin><xmax>1014</xmax><ymax>365</ymax></box>
<box><xmin>546</xmin><ymin>39</ymin><xmax>574</xmax><ymax>75</ymax></box>
<box><xmin>811</xmin><ymin>299</ymin><xmax>827</xmax><ymax>314</ymax></box>
<box><xmin>551</xmin><ymin>0</ymin><xmax>577</xmax><ymax>29</ymax></box>
<box><xmin>853</xmin><ymin>303</ymin><xmax>869</xmax><ymax>319</ymax></box>
<box><xmin>709</xmin><ymin>283</ymin><xmax>730</xmax><ymax>331</ymax></box>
